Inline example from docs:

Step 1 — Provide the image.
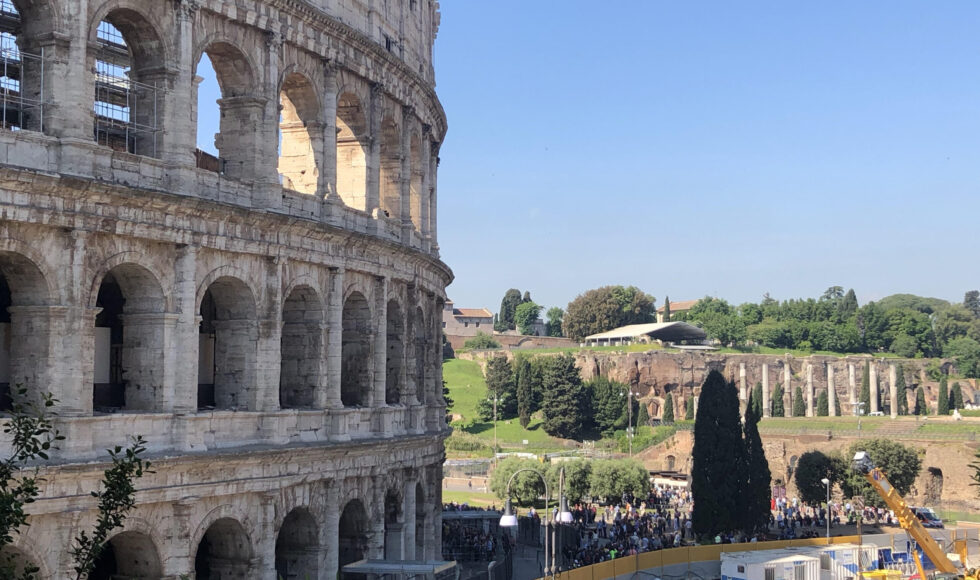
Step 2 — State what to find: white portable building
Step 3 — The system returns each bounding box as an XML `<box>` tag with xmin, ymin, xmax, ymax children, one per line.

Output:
<box><xmin>721</xmin><ymin>550</ymin><xmax>821</xmax><ymax>580</ymax></box>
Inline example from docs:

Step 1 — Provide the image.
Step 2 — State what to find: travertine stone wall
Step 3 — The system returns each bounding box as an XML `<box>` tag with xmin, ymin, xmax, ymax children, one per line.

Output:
<box><xmin>0</xmin><ymin>0</ymin><xmax>450</xmax><ymax>577</ymax></box>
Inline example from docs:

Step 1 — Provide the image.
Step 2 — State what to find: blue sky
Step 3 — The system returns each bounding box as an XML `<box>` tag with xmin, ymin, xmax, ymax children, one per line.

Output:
<box><xmin>433</xmin><ymin>1</ymin><xmax>980</xmax><ymax>315</ymax></box>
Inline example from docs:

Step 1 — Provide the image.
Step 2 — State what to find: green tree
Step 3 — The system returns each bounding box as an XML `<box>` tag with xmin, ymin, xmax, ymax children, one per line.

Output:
<box><xmin>794</xmin><ymin>450</ymin><xmax>843</xmax><ymax>505</ymax></box>
<box><xmin>545</xmin><ymin>307</ymin><xmax>564</xmax><ymax>337</ymax></box>
<box><xmin>636</xmin><ymin>402</ymin><xmax>650</xmax><ymax>427</ymax></box>
<box><xmin>840</xmin><ymin>289</ymin><xmax>859</xmax><ymax>320</ymax></box>
<box><xmin>945</xmin><ymin>337</ymin><xmax>980</xmax><ymax>378</ymax></box>
<box><xmin>860</xmin><ymin>362</ymin><xmax>871</xmax><ymax>413</ymax></box>
<box><xmin>840</xmin><ymin>439</ymin><xmax>921</xmax><ymax>509</ymax></box>
<box><xmin>589</xmin><ymin>459</ymin><xmax>648</xmax><ymax>505</ymax></box>
<box><xmin>463</xmin><ymin>332</ymin><xmax>500</xmax><ymax>350</ymax></box>
<box><xmin>965</xmin><ymin>290</ymin><xmax>980</xmax><ymax>318</ymax></box>
<box><xmin>685</xmin><ymin>396</ymin><xmax>694</xmax><ymax>420</ymax></box>
<box><xmin>751</xmin><ymin>382</ymin><xmax>763</xmax><ymax>419</ymax></box>
<box><xmin>483</xmin><ymin>356</ymin><xmax>517</xmax><ymax>418</ymax></box>
<box><xmin>514</xmin><ymin>301</ymin><xmax>543</xmax><ymax>336</ymax></box>
<box><xmin>895</xmin><ymin>366</ymin><xmax>908</xmax><ymax>416</ymax></box>
<box><xmin>793</xmin><ymin>386</ymin><xmax>805</xmax><ymax>417</ymax></box>
<box><xmin>938</xmin><ymin>375</ymin><xmax>950</xmax><ymax>415</ymax></box>
<box><xmin>914</xmin><ymin>386</ymin><xmax>927</xmax><ymax>416</ymax></box>
<box><xmin>771</xmin><ymin>383</ymin><xmax>785</xmax><ymax>417</ymax></box>
<box><xmin>691</xmin><ymin>371</ymin><xmax>744</xmax><ymax>537</ymax></box>
<box><xmin>741</xmin><ymin>394</ymin><xmax>771</xmax><ymax>532</ymax></box>
<box><xmin>515</xmin><ymin>357</ymin><xmax>534</xmax><ymax>429</ymax></box>
<box><xmin>816</xmin><ymin>390</ymin><xmax>828</xmax><ymax>416</ymax></box>
<box><xmin>497</xmin><ymin>289</ymin><xmax>522</xmax><ymax>331</ymax></box>
<box><xmin>443</xmin><ymin>380</ymin><xmax>454</xmax><ymax>427</ymax></box>
<box><xmin>562</xmin><ymin>285</ymin><xmax>655</xmax><ymax>341</ymax></box>
<box><xmin>889</xmin><ymin>333</ymin><xmax>919</xmax><ymax>358</ymax></box>
<box><xmin>540</xmin><ymin>354</ymin><xmax>589</xmax><ymax>440</ymax></box>
<box><xmin>588</xmin><ymin>376</ymin><xmax>631</xmax><ymax>436</ymax></box>
<box><xmin>546</xmin><ymin>460</ymin><xmax>592</xmax><ymax>505</ymax></box>
<box><xmin>663</xmin><ymin>297</ymin><xmax>671</xmax><ymax>322</ymax></box>
<box><xmin>489</xmin><ymin>457</ymin><xmax>545</xmax><ymax>505</ymax></box>
<box><xmin>952</xmin><ymin>382</ymin><xmax>964</xmax><ymax>411</ymax></box>
<box><xmin>662</xmin><ymin>393</ymin><xmax>674</xmax><ymax>424</ymax></box>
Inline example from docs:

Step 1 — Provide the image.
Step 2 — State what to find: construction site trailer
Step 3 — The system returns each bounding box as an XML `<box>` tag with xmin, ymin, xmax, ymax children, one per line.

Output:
<box><xmin>341</xmin><ymin>559</ymin><xmax>458</xmax><ymax>580</ymax></box>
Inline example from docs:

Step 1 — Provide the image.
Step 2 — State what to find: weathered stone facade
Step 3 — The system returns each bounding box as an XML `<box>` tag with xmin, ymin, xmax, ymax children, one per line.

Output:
<box><xmin>0</xmin><ymin>0</ymin><xmax>449</xmax><ymax>577</ymax></box>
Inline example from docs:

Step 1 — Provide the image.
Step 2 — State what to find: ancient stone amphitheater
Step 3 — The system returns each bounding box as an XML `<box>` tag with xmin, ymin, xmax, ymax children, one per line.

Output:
<box><xmin>0</xmin><ymin>0</ymin><xmax>450</xmax><ymax>577</ymax></box>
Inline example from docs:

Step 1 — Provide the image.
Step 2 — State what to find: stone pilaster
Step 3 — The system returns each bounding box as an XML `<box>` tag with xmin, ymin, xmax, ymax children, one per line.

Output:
<box><xmin>848</xmin><ymin>363</ymin><xmax>857</xmax><ymax>406</ymax></box>
<box><xmin>168</xmin><ymin>0</ymin><xmax>200</xmax><ymax>167</ymax></box>
<box><xmin>400</xmin><ymin>106</ymin><xmax>414</xmax><ymax>243</ymax></box>
<box><xmin>323</xmin><ymin>481</ymin><xmax>341</xmax><ymax>580</ymax></box>
<box><xmin>783</xmin><ymin>362</ymin><xmax>792</xmax><ymax>414</ymax></box>
<box><xmin>320</xmin><ymin>60</ymin><xmax>339</xmax><ymax>202</ymax></box>
<box><xmin>889</xmin><ymin>364</ymin><xmax>898</xmax><ymax>419</ymax></box>
<box><xmin>869</xmin><ymin>362</ymin><xmax>879</xmax><ymax>414</ymax></box>
<box><xmin>173</xmin><ymin>245</ymin><xmax>199</xmax><ymax>414</ymax></box>
<box><xmin>255</xmin><ymin>257</ymin><xmax>283</xmax><ymax>411</ymax></box>
<box><xmin>420</xmin><ymin>126</ymin><xmax>432</xmax><ymax>250</ymax></box>
<box><xmin>805</xmin><ymin>363</ymin><xmax>814</xmax><ymax>417</ymax></box>
<box><xmin>366</xmin><ymin>83</ymin><xmax>383</xmax><ymax>214</ymax></box>
<box><xmin>374</xmin><ymin>276</ymin><xmax>388</xmax><ymax>409</ymax></box>
<box><xmin>827</xmin><ymin>364</ymin><xmax>837</xmax><ymax>417</ymax></box>
<box><xmin>323</xmin><ymin>268</ymin><xmax>344</xmax><ymax>410</ymax></box>
<box><xmin>403</xmin><ymin>474</ymin><xmax>418</xmax><ymax>560</ymax></box>
<box><xmin>761</xmin><ymin>363</ymin><xmax>770</xmax><ymax>418</ymax></box>
<box><xmin>738</xmin><ymin>363</ymin><xmax>747</xmax><ymax>401</ymax></box>
<box><xmin>429</xmin><ymin>145</ymin><xmax>440</xmax><ymax>254</ymax></box>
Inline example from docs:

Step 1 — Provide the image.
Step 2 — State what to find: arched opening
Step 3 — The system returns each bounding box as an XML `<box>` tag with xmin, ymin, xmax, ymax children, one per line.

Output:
<box><xmin>275</xmin><ymin>508</ymin><xmax>319</xmax><ymax>580</ymax></box>
<box><xmin>386</xmin><ymin>300</ymin><xmax>404</xmax><ymax>405</ymax></box>
<box><xmin>409</xmin><ymin>133</ymin><xmax>423</xmax><ymax>231</ymax></box>
<box><xmin>280</xmin><ymin>285</ymin><xmax>322</xmax><ymax>409</ymax></box>
<box><xmin>278</xmin><ymin>72</ymin><xmax>320</xmax><ymax>194</ymax></box>
<box><xmin>339</xmin><ymin>500</ymin><xmax>369</xmax><ymax>568</ymax></box>
<box><xmin>195</xmin><ymin>42</ymin><xmax>259</xmax><ymax>179</ymax></box>
<box><xmin>92</xmin><ymin>11</ymin><xmax>165</xmax><ymax>157</ymax></box>
<box><xmin>194</xmin><ymin>52</ymin><xmax>221</xmax><ymax>171</ymax></box>
<box><xmin>384</xmin><ymin>489</ymin><xmax>403</xmax><ymax>560</ymax></box>
<box><xmin>415</xmin><ymin>482</ymin><xmax>426</xmax><ymax>558</ymax></box>
<box><xmin>89</xmin><ymin>531</ymin><xmax>162</xmax><ymax>580</ymax></box>
<box><xmin>0</xmin><ymin>2</ymin><xmax>43</xmax><ymax>132</ymax></box>
<box><xmin>379</xmin><ymin>117</ymin><xmax>400</xmax><ymax>219</ymax></box>
<box><xmin>336</xmin><ymin>92</ymin><xmax>368</xmax><ymax>210</ymax></box>
<box><xmin>0</xmin><ymin>252</ymin><xmax>50</xmax><ymax>411</ymax></box>
<box><xmin>341</xmin><ymin>292</ymin><xmax>372</xmax><ymax>407</ymax></box>
<box><xmin>195</xmin><ymin>518</ymin><xmax>253</xmax><ymax>579</ymax></box>
<box><xmin>93</xmin><ymin>265</ymin><xmax>166</xmax><ymax>413</ymax></box>
<box><xmin>198</xmin><ymin>277</ymin><xmax>257</xmax><ymax>411</ymax></box>
<box><xmin>666</xmin><ymin>455</ymin><xmax>676</xmax><ymax>471</ymax></box>
<box><xmin>413</xmin><ymin>307</ymin><xmax>426</xmax><ymax>405</ymax></box>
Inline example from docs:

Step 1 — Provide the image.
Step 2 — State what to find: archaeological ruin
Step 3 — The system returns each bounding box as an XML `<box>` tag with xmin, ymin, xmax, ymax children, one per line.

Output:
<box><xmin>0</xmin><ymin>0</ymin><xmax>450</xmax><ymax>577</ymax></box>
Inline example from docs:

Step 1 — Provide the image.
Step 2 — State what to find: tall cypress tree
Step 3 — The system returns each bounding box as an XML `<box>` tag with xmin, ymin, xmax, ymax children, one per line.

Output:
<box><xmin>896</xmin><ymin>365</ymin><xmax>908</xmax><ymax>416</ymax></box>
<box><xmin>793</xmin><ymin>386</ymin><xmax>806</xmax><ymax>417</ymax></box>
<box><xmin>540</xmin><ymin>354</ymin><xmax>589</xmax><ymax>439</ymax></box>
<box><xmin>938</xmin><ymin>376</ymin><xmax>950</xmax><ymax>415</ymax></box>
<box><xmin>951</xmin><ymin>382</ymin><xmax>964</xmax><ymax>411</ymax></box>
<box><xmin>751</xmin><ymin>382</ymin><xmax>763</xmax><ymax>419</ymax></box>
<box><xmin>685</xmin><ymin>396</ymin><xmax>695</xmax><ymax>420</ymax></box>
<box><xmin>637</xmin><ymin>401</ymin><xmax>650</xmax><ymax>427</ymax></box>
<box><xmin>816</xmin><ymin>390</ymin><xmax>829</xmax><ymax>416</ymax></box>
<box><xmin>914</xmin><ymin>386</ymin><xmax>927</xmax><ymax>416</ymax></box>
<box><xmin>515</xmin><ymin>356</ymin><xmax>534</xmax><ymax>428</ymax></box>
<box><xmin>771</xmin><ymin>383</ymin><xmax>785</xmax><ymax>417</ymax></box>
<box><xmin>662</xmin><ymin>393</ymin><xmax>674</xmax><ymax>424</ymax></box>
<box><xmin>860</xmin><ymin>362</ymin><xmax>871</xmax><ymax>414</ymax></box>
<box><xmin>663</xmin><ymin>296</ymin><xmax>671</xmax><ymax>322</ymax></box>
<box><xmin>741</xmin><ymin>394</ymin><xmax>771</xmax><ymax>533</ymax></box>
<box><xmin>692</xmin><ymin>371</ymin><xmax>745</xmax><ymax>537</ymax></box>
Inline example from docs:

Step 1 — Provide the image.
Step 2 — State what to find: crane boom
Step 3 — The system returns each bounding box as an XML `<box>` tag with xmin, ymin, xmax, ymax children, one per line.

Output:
<box><xmin>851</xmin><ymin>451</ymin><xmax>958</xmax><ymax>574</ymax></box>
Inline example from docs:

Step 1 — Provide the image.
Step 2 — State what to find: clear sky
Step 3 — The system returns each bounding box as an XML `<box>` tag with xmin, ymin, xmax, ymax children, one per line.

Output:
<box><xmin>433</xmin><ymin>1</ymin><xmax>980</xmax><ymax>316</ymax></box>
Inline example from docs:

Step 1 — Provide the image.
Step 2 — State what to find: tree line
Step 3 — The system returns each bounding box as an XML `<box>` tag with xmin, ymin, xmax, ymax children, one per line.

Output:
<box><xmin>489</xmin><ymin>456</ymin><xmax>649</xmax><ymax>507</ymax></box>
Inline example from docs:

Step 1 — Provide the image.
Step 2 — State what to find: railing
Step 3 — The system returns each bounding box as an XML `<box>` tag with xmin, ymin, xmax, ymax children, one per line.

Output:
<box><xmin>0</xmin><ymin>45</ymin><xmax>43</xmax><ymax>132</ymax></box>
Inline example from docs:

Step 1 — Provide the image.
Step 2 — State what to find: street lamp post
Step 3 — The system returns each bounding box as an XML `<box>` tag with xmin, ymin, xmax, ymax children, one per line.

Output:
<box><xmin>821</xmin><ymin>477</ymin><xmax>831</xmax><ymax>542</ymax></box>
<box><xmin>489</xmin><ymin>393</ymin><xmax>498</xmax><ymax>465</ymax></box>
<box><xmin>622</xmin><ymin>389</ymin><xmax>637</xmax><ymax>456</ymax></box>
<box><xmin>498</xmin><ymin>467</ymin><xmax>572</xmax><ymax>579</ymax></box>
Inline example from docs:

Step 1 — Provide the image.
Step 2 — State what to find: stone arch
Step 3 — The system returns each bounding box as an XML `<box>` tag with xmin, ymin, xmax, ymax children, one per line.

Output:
<box><xmin>89</xmin><ymin>4</ymin><xmax>172</xmax><ymax>156</ymax></box>
<box><xmin>379</xmin><ymin>115</ymin><xmax>401</xmax><ymax>219</ymax></box>
<box><xmin>89</xmin><ymin>530</ymin><xmax>163</xmax><ymax>580</ymax></box>
<box><xmin>279</xmin><ymin>70</ymin><xmax>321</xmax><ymax>195</ymax></box>
<box><xmin>280</xmin><ymin>284</ymin><xmax>323</xmax><ymax>409</ymax></box>
<box><xmin>665</xmin><ymin>455</ymin><xmax>676</xmax><ymax>471</ymax></box>
<box><xmin>194</xmin><ymin>517</ymin><xmax>254</xmax><ymax>580</ymax></box>
<box><xmin>195</xmin><ymin>39</ymin><xmax>262</xmax><ymax>180</ymax></box>
<box><xmin>92</xmin><ymin>262</ymin><xmax>167</xmax><ymax>412</ymax></box>
<box><xmin>198</xmin><ymin>276</ymin><xmax>258</xmax><ymax>410</ymax></box>
<box><xmin>386</xmin><ymin>298</ymin><xmax>405</xmax><ymax>405</ymax></box>
<box><xmin>409</xmin><ymin>131</ymin><xmax>423</xmax><ymax>230</ymax></box>
<box><xmin>341</xmin><ymin>291</ymin><xmax>372</xmax><ymax>407</ymax></box>
<box><xmin>339</xmin><ymin>499</ymin><xmax>369</xmax><ymax>568</ymax></box>
<box><xmin>413</xmin><ymin>306</ymin><xmax>426</xmax><ymax>404</ymax></box>
<box><xmin>275</xmin><ymin>507</ymin><xmax>320</xmax><ymax>580</ymax></box>
<box><xmin>414</xmin><ymin>481</ymin><xmax>426</xmax><ymax>558</ymax></box>
<box><xmin>0</xmin><ymin>249</ymin><xmax>53</xmax><ymax>409</ymax></box>
<box><xmin>336</xmin><ymin>90</ymin><xmax>369</xmax><ymax>211</ymax></box>
<box><xmin>88</xmin><ymin>251</ymin><xmax>172</xmax><ymax>312</ymax></box>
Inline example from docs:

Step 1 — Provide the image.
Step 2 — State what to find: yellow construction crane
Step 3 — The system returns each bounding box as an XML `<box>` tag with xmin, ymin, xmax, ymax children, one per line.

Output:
<box><xmin>852</xmin><ymin>451</ymin><xmax>977</xmax><ymax>580</ymax></box>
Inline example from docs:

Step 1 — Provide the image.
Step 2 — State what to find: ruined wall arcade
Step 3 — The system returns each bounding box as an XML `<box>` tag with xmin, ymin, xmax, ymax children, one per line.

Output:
<box><xmin>0</xmin><ymin>0</ymin><xmax>450</xmax><ymax>577</ymax></box>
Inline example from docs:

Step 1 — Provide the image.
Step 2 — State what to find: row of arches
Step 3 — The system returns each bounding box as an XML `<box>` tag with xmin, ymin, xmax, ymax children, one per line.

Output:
<box><xmin>5</xmin><ymin>489</ymin><xmax>431</xmax><ymax>579</ymax></box>
<box><xmin>1</xmin><ymin>1</ymin><xmax>438</xmax><ymax>234</ymax></box>
<box><xmin>0</xmin><ymin>246</ymin><xmax>440</xmax><ymax>415</ymax></box>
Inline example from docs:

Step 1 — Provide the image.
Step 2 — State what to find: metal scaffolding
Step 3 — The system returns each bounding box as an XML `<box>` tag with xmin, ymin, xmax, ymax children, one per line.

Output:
<box><xmin>0</xmin><ymin>2</ymin><xmax>44</xmax><ymax>132</ymax></box>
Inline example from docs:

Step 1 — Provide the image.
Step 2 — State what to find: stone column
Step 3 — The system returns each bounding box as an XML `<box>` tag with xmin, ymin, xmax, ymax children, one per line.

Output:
<box><xmin>369</xmin><ymin>476</ymin><xmax>386</xmax><ymax>558</ymax></box>
<box><xmin>403</xmin><ymin>474</ymin><xmax>418</xmax><ymax>560</ymax></box>
<box><xmin>33</xmin><ymin>21</ymin><xmax>90</xmax><ymax>142</ymax></box>
<box><xmin>738</xmin><ymin>363</ymin><xmax>747</xmax><ymax>402</ymax></box>
<box><xmin>869</xmin><ymin>362</ymin><xmax>879</xmax><ymax>414</ymax></box>
<box><xmin>427</xmin><ymin>464</ymin><xmax>444</xmax><ymax>560</ymax></box>
<box><xmin>419</xmin><ymin>126</ymin><xmax>432</xmax><ymax>251</ymax></box>
<box><xmin>374</xmin><ymin>277</ymin><xmax>388</xmax><ymax>408</ymax></box>
<box><xmin>400</xmin><ymin>107</ymin><xmax>414</xmax><ymax>243</ymax></box>
<box><xmin>54</xmin><ymin>230</ymin><xmax>90</xmax><ymax>416</ymax></box>
<box><xmin>848</xmin><ymin>363</ymin><xmax>857</xmax><ymax>407</ymax></box>
<box><xmin>173</xmin><ymin>245</ymin><xmax>199</xmax><ymax>414</ymax></box>
<box><xmin>889</xmin><ymin>364</ymin><xmax>898</xmax><ymax>419</ymax></box>
<box><xmin>429</xmin><ymin>144</ymin><xmax>440</xmax><ymax>255</ymax></box>
<box><xmin>165</xmin><ymin>0</ymin><xmax>199</xmax><ymax>167</ymax></box>
<box><xmin>320</xmin><ymin>61</ymin><xmax>339</xmax><ymax>201</ymax></box>
<box><xmin>827</xmin><ymin>364</ymin><xmax>837</xmax><ymax>417</ymax></box>
<box><xmin>323</xmin><ymin>481</ymin><xmax>341</xmax><ymax>580</ymax></box>
<box><xmin>255</xmin><ymin>258</ymin><xmax>283</xmax><ymax>412</ymax></box>
<box><xmin>253</xmin><ymin>30</ymin><xmax>284</xmax><ymax>209</ymax></box>
<box><xmin>366</xmin><ymin>83</ymin><xmax>383</xmax><ymax>214</ymax></box>
<box><xmin>783</xmin><ymin>363</ymin><xmax>792</xmax><ymax>413</ymax></box>
<box><xmin>323</xmin><ymin>268</ymin><xmax>344</xmax><ymax>409</ymax></box>
<box><xmin>761</xmin><ymin>363</ymin><xmax>771</xmax><ymax>418</ymax></box>
<box><xmin>805</xmin><ymin>363</ymin><xmax>814</xmax><ymax>417</ymax></box>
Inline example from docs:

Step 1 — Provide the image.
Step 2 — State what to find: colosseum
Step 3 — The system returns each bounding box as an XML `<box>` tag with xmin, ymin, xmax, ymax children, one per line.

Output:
<box><xmin>0</xmin><ymin>0</ymin><xmax>450</xmax><ymax>577</ymax></box>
